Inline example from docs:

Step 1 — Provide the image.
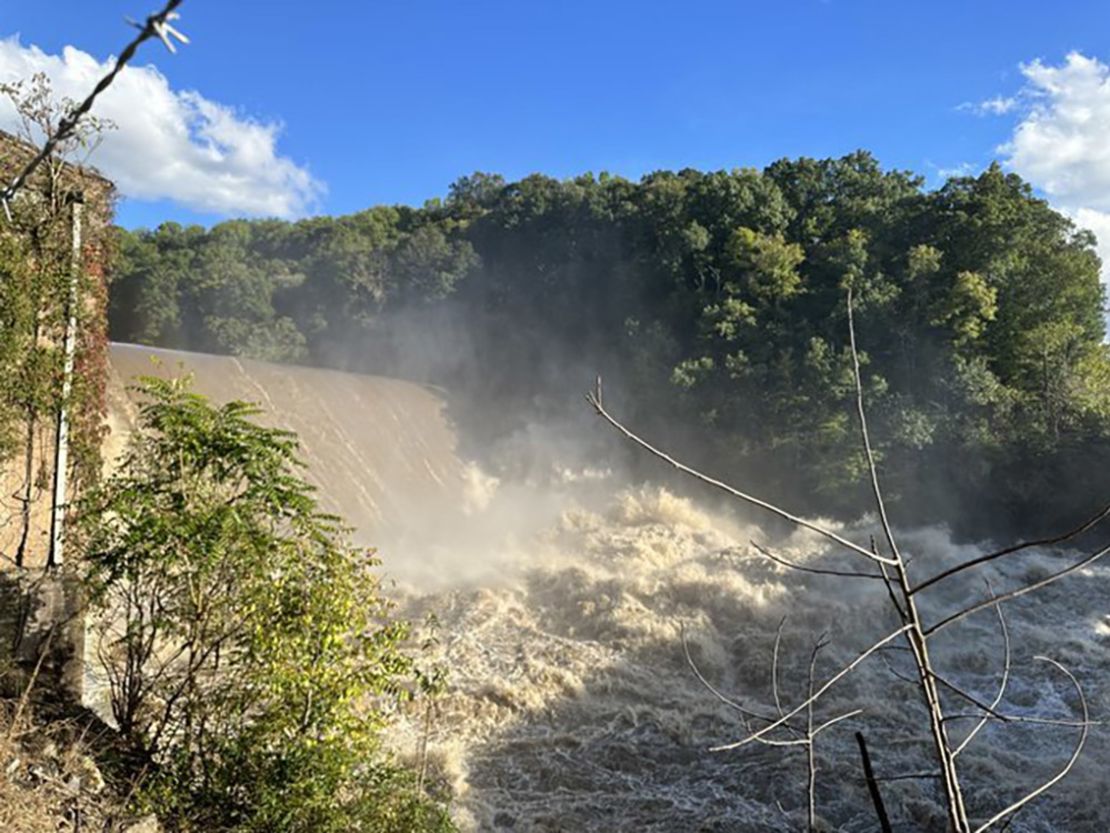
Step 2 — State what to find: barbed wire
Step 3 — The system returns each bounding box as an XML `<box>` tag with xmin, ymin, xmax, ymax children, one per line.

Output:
<box><xmin>0</xmin><ymin>0</ymin><xmax>189</xmax><ymax>221</ymax></box>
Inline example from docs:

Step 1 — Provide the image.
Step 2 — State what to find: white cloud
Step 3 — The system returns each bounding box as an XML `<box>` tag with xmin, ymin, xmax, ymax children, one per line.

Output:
<box><xmin>958</xmin><ymin>95</ymin><xmax>1017</xmax><ymax>116</ymax></box>
<box><xmin>1002</xmin><ymin>52</ymin><xmax>1110</xmax><ymax>213</ymax></box>
<box><xmin>0</xmin><ymin>36</ymin><xmax>323</xmax><ymax>218</ymax></box>
<box><xmin>981</xmin><ymin>52</ymin><xmax>1110</xmax><ymax>276</ymax></box>
<box><xmin>935</xmin><ymin>161</ymin><xmax>978</xmax><ymax>180</ymax></box>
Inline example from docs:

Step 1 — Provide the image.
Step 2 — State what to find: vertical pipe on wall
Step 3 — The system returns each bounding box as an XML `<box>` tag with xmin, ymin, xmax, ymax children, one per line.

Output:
<box><xmin>48</xmin><ymin>193</ymin><xmax>83</xmax><ymax>569</ymax></box>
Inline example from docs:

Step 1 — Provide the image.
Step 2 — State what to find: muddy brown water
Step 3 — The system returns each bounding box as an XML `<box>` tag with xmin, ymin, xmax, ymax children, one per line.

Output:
<box><xmin>106</xmin><ymin>343</ymin><xmax>468</xmax><ymax>547</ymax></box>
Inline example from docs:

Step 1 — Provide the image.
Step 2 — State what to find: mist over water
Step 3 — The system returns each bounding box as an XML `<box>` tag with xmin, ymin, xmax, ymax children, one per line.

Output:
<box><xmin>106</xmin><ymin>344</ymin><xmax>1110</xmax><ymax>832</ymax></box>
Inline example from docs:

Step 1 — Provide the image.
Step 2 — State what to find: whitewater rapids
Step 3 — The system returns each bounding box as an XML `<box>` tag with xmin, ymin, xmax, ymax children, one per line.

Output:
<box><xmin>105</xmin><ymin>346</ymin><xmax>1110</xmax><ymax>832</ymax></box>
<box><xmin>388</xmin><ymin>485</ymin><xmax>1109</xmax><ymax>832</ymax></box>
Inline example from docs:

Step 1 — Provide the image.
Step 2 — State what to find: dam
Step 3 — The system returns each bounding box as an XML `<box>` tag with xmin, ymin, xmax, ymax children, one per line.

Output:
<box><xmin>102</xmin><ymin>344</ymin><xmax>1110</xmax><ymax>833</ymax></box>
<box><xmin>106</xmin><ymin>343</ymin><xmax>472</xmax><ymax>549</ymax></box>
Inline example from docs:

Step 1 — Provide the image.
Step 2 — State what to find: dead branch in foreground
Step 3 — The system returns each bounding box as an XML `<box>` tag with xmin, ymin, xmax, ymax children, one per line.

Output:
<box><xmin>587</xmin><ymin>287</ymin><xmax>1101</xmax><ymax>832</ymax></box>
<box><xmin>857</xmin><ymin>731</ymin><xmax>894</xmax><ymax>833</ymax></box>
<box><xmin>0</xmin><ymin>0</ymin><xmax>188</xmax><ymax>220</ymax></box>
<box><xmin>684</xmin><ymin>621</ymin><xmax>861</xmax><ymax>830</ymax></box>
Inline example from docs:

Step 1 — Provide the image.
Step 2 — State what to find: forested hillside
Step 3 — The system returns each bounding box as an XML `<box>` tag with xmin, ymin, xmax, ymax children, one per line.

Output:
<box><xmin>109</xmin><ymin>153</ymin><xmax>1110</xmax><ymax>534</ymax></box>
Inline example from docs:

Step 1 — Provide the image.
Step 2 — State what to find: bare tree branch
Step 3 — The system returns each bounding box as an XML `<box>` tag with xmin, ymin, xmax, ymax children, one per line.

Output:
<box><xmin>943</xmin><ymin>712</ymin><xmax>1099</xmax><ymax>729</ymax></box>
<box><xmin>771</xmin><ymin>616</ymin><xmax>788</xmax><ymax>719</ymax></box>
<box><xmin>805</xmin><ymin>631</ymin><xmax>820</xmax><ymax>832</ymax></box>
<box><xmin>845</xmin><ymin>289</ymin><xmax>970</xmax><ymax>830</ymax></box>
<box><xmin>953</xmin><ymin>591</ymin><xmax>1010</xmax><ymax>758</ymax></box>
<box><xmin>811</xmin><ymin>709</ymin><xmax>863</xmax><ymax>736</ymax></box>
<box><xmin>872</xmin><ymin>536</ymin><xmax>908</xmax><ymax>623</ymax></box>
<box><xmin>972</xmin><ymin>657</ymin><xmax>1091</xmax><ymax>833</ymax></box>
<box><xmin>878</xmin><ymin>650</ymin><xmax>922</xmax><ymax>690</ymax></box>
<box><xmin>0</xmin><ymin>0</ymin><xmax>188</xmax><ymax>218</ymax></box>
<box><xmin>586</xmin><ymin>379</ymin><xmax>898</xmax><ymax>567</ymax></box>
<box><xmin>710</xmin><ymin>625</ymin><xmax>911</xmax><ymax>751</ymax></box>
<box><xmin>751</xmin><ymin>540</ymin><xmax>884</xmax><ymax>581</ymax></box>
<box><xmin>680</xmin><ymin>625</ymin><xmax>802</xmax><ymax>739</ymax></box>
<box><xmin>847</xmin><ymin>286</ymin><xmax>903</xmax><ymax>566</ymax></box>
<box><xmin>924</xmin><ymin>542</ymin><xmax>1110</xmax><ymax>637</ymax></box>
<box><xmin>884</xmin><ymin>653</ymin><xmax>1092</xmax><ymax>731</ymax></box>
<box><xmin>912</xmin><ymin>502</ymin><xmax>1110</xmax><ymax>596</ymax></box>
<box><xmin>873</xmin><ymin>650</ymin><xmax>1086</xmax><ymax>731</ymax></box>
<box><xmin>875</xmin><ymin>771</ymin><xmax>942</xmax><ymax>783</ymax></box>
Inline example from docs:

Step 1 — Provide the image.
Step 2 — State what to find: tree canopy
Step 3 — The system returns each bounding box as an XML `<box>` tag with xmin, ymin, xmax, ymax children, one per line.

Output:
<box><xmin>109</xmin><ymin>153</ymin><xmax>1110</xmax><ymax>535</ymax></box>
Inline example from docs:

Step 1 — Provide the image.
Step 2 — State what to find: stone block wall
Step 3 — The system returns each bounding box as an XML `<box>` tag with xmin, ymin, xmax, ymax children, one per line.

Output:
<box><xmin>0</xmin><ymin>569</ymin><xmax>85</xmax><ymax>705</ymax></box>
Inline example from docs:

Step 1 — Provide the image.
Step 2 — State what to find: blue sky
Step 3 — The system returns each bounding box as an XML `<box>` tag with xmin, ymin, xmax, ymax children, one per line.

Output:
<box><xmin>4</xmin><ymin>0</ymin><xmax>1110</xmax><ymax>235</ymax></box>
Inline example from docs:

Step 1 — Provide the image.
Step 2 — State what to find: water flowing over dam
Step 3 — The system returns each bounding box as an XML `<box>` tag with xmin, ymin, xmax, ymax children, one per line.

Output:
<box><xmin>106</xmin><ymin>345</ymin><xmax>1110</xmax><ymax>833</ymax></box>
<box><xmin>106</xmin><ymin>344</ymin><xmax>475</xmax><ymax>550</ymax></box>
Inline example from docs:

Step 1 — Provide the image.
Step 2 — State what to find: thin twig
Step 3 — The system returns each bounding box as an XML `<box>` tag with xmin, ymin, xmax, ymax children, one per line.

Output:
<box><xmin>0</xmin><ymin>0</ymin><xmax>187</xmax><ymax>218</ymax></box>
<box><xmin>953</xmin><ymin>588</ymin><xmax>1010</xmax><ymax>758</ymax></box>
<box><xmin>847</xmin><ymin>286</ymin><xmax>903</xmax><ymax>566</ymax></box>
<box><xmin>972</xmin><ymin>657</ymin><xmax>1090</xmax><ymax>833</ymax></box>
<box><xmin>811</xmin><ymin>709</ymin><xmax>863</xmax><ymax>736</ymax></box>
<box><xmin>586</xmin><ymin>378</ymin><xmax>897</xmax><ymax>567</ymax></box>
<box><xmin>875</xmin><ymin>770</ymin><xmax>942</xmax><ymax>783</ymax></box>
<box><xmin>680</xmin><ymin>625</ymin><xmax>803</xmax><ymax>741</ymax></box>
<box><xmin>925</xmin><ymin>542</ymin><xmax>1110</xmax><ymax>636</ymax></box>
<box><xmin>872</xmin><ymin>535</ymin><xmax>908</xmax><ymax>623</ymax></box>
<box><xmin>912</xmin><ymin>502</ymin><xmax>1110</xmax><ymax>596</ymax></box>
<box><xmin>943</xmin><ymin>712</ymin><xmax>1099</xmax><ymax>729</ymax></box>
<box><xmin>878</xmin><ymin>649</ymin><xmax>925</xmax><ymax>690</ymax></box>
<box><xmin>772</xmin><ymin>616</ymin><xmax>788</xmax><ymax>719</ymax></box>
<box><xmin>931</xmin><ymin>669</ymin><xmax>1010</xmax><ymax>722</ymax></box>
<box><xmin>875</xmin><ymin>650</ymin><xmax>1081</xmax><ymax>729</ymax></box>
<box><xmin>751</xmin><ymin>540</ymin><xmax>884</xmax><ymax>581</ymax></box>
<box><xmin>806</xmin><ymin>634</ymin><xmax>823</xmax><ymax>832</ymax></box>
<box><xmin>710</xmin><ymin>625</ymin><xmax>912</xmax><ymax>751</ymax></box>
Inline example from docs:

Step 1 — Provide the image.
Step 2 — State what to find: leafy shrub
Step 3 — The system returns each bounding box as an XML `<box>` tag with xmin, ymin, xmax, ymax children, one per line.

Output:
<box><xmin>81</xmin><ymin>376</ymin><xmax>452</xmax><ymax>832</ymax></box>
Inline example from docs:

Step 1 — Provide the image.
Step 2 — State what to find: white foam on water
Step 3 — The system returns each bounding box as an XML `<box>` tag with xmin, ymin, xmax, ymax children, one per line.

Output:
<box><xmin>389</xmin><ymin>486</ymin><xmax>1110</xmax><ymax>833</ymax></box>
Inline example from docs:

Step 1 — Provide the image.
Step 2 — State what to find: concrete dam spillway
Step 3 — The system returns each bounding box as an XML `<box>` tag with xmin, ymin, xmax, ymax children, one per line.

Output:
<box><xmin>104</xmin><ymin>344</ymin><xmax>1110</xmax><ymax>832</ymax></box>
<box><xmin>106</xmin><ymin>343</ymin><xmax>470</xmax><ymax>549</ymax></box>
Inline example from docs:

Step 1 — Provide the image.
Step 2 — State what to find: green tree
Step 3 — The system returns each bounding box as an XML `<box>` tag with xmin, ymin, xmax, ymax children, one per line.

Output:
<box><xmin>105</xmin><ymin>153</ymin><xmax>1110</xmax><ymax>534</ymax></box>
<box><xmin>82</xmin><ymin>376</ymin><xmax>452</xmax><ymax>833</ymax></box>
